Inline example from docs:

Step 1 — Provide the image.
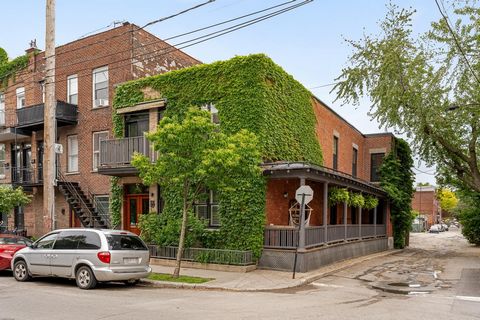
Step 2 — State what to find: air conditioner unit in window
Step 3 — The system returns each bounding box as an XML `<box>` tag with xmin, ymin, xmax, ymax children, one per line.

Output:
<box><xmin>95</xmin><ymin>99</ymin><xmax>108</xmax><ymax>107</ymax></box>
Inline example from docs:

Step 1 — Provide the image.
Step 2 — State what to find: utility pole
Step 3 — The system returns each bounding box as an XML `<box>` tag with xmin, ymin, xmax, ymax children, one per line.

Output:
<box><xmin>44</xmin><ymin>0</ymin><xmax>56</xmax><ymax>231</ymax></box>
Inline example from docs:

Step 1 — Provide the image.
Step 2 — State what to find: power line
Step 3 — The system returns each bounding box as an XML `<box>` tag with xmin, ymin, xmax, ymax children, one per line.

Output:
<box><xmin>434</xmin><ymin>0</ymin><xmax>480</xmax><ymax>85</ymax></box>
<box><xmin>7</xmin><ymin>0</ymin><xmax>312</xmax><ymax>92</ymax></box>
<box><xmin>0</xmin><ymin>0</ymin><xmax>216</xmax><ymax>82</ymax></box>
<box><xmin>413</xmin><ymin>167</ymin><xmax>436</xmax><ymax>175</ymax></box>
<box><xmin>309</xmin><ymin>82</ymin><xmax>338</xmax><ymax>89</ymax></box>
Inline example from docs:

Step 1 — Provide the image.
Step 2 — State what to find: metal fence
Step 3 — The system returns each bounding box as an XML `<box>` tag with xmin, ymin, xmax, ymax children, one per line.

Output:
<box><xmin>264</xmin><ymin>224</ymin><xmax>387</xmax><ymax>249</ymax></box>
<box><xmin>148</xmin><ymin>245</ymin><xmax>254</xmax><ymax>266</ymax></box>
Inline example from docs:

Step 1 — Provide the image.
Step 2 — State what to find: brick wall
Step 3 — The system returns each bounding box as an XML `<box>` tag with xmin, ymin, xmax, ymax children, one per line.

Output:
<box><xmin>0</xmin><ymin>23</ymin><xmax>200</xmax><ymax>236</ymax></box>
<box><xmin>412</xmin><ymin>190</ymin><xmax>439</xmax><ymax>226</ymax></box>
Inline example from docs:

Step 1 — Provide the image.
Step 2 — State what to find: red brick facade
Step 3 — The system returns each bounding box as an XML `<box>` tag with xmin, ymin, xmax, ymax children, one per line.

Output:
<box><xmin>411</xmin><ymin>186</ymin><xmax>440</xmax><ymax>227</ymax></box>
<box><xmin>0</xmin><ymin>23</ymin><xmax>199</xmax><ymax>236</ymax></box>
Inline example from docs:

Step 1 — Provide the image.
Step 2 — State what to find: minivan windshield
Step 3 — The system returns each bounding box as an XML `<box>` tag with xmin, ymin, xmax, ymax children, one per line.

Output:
<box><xmin>106</xmin><ymin>234</ymin><xmax>148</xmax><ymax>251</ymax></box>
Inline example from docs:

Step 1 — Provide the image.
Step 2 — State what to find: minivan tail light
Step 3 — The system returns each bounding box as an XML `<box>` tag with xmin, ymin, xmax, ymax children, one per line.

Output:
<box><xmin>97</xmin><ymin>251</ymin><xmax>111</xmax><ymax>264</ymax></box>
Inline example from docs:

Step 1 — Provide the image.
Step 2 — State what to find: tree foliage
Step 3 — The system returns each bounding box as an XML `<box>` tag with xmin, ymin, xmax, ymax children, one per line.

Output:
<box><xmin>456</xmin><ymin>191</ymin><xmax>480</xmax><ymax>245</ymax></box>
<box><xmin>0</xmin><ymin>186</ymin><xmax>31</xmax><ymax>216</ymax></box>
<box><xmin>132</xmin><ymin>107</ymin><xmax>263</xmax><ymax>276</ymax></box>
<box><xmin>379</xmin><ymin>138</ymin><xmax>415</xmax><ymax>248</ymax></box>
<box><xmin>334</xmin><ymin>2</ymin><xmax>480</xmax><ymax>193</ymax></box>
<box><xmin>437</xmin><ymin>188</ymin><xmax>459</xmax><ymax>212</ymax></box>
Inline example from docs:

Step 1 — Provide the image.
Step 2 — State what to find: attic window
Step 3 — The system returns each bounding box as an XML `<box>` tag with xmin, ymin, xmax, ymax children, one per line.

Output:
<box><xmin>201</xmin><ymin>103</ymin><xmax>219</xmax><ymax>124</ymax></box>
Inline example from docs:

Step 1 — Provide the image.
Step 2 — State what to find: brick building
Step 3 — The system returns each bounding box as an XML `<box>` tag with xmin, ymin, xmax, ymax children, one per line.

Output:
<box><xmin>412</xmin><ymin>186</ymin><xmax>440</xmax><ymax>228</ymax></box>
<box><xmin>99</xmin><ymin>54</ymin><xmax>396</xmax><ymax>272</ymax></box>
<box><xmin>0</xmin><ymin>23</ymin><xmax>199</xmax><ymax>236</ymax></box>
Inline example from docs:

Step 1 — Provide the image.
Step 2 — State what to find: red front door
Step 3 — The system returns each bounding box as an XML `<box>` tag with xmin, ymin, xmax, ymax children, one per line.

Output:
<box><xmin>124</xmin><ymin>194</ymin><xmax>149</xmax><ymax>235</ymax></box>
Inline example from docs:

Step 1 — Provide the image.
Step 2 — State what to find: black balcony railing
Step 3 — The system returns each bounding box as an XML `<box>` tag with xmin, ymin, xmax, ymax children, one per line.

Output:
<box><xmin>16</xmin><ymin>101</ymin><xmax>77</xmax><ymax>130</ymax></box>
<box><xmin>11</xmin><ymin>165</ymin><xmax>43</xmax><ymax>186</ymax></box>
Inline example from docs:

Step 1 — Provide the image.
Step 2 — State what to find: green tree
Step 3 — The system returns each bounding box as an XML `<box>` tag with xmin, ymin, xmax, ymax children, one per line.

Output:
<box><xmin>334</xmin><ymin>2</ymin><xmax>480</xmax><ymax>194</ymax></box>
<box><xmin>0</xmin><ymin>48</ymin><xmax>7</xmax><ymax>65</ymax></box>
<box><xmin>132</xmin><ymin>107</ymin><xmax>262</xmax><ymax>277</ymax></box>
<box><xmin>0</xmin><ymin>186</ymin><xmax>31</xmax><ymax>217</ymax></box>
<box><xmin>437</xmin><ymin>188</ymin><xmax>459</xmax><ymax>212</ymax></box>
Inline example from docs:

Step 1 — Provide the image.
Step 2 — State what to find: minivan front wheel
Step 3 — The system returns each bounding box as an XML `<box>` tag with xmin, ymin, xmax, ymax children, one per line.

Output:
<box><xmin>13</xmin><ymin>260</ymin><xmax>31</xmax><ymax>282</ymax></box>
<box><xmin>75</xmin><ymin>266</ymin><xmax>97</xmax><ymax>290</ymax></box>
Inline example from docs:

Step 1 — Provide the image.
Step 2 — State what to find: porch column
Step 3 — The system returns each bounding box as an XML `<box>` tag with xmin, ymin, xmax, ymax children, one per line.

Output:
<box><xmin>298</xmin><ymin>178</ymin><xmax>306</xmax><ymax>250</ymax></box>
<box><xmin>374</xmin><ymin>205</ymin><xmax>377</xmax><ymax>237</ymax></box>
<box><xmin>323</xmin><ymin>182</ymin><xmax>328</xmax><ymax>243</ymax></box>
<box><xmin>358</xmin><ymin>205</ymin><xmax>362</xmax><ymax>239</ymax></box>
<box><xmin>343</xmin><ymin>201</ymin><xmax>348</xmax><ymax>241</ymax></box>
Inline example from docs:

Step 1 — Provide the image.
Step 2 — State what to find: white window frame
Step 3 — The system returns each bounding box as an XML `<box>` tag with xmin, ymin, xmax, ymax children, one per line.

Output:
<box><xmin>67</xmin><ymin>135</ymin><xmax>79</xmax><ymax>173</ymax></box>
<box><xmin>67</xmin><ymin>75</ymin><xmax>78</xmax><ymax>105</ymax></box>
<box><xmin>40</xmin><ymin>81</ymin><xmax>45</xmax><ymax>103</ymax></box>
<box><xmin>16</xmin><ymin>87</ymin><xmax>25</xmax><ymax>109</ymax></box>
<box><xmin>0</xmin><ymin>93</ymin><xmax>5</xmax><ymax>126</ymax></box>
<box><xmin>92</xmin><ymin>131</ymin><xmax>109</xmax><ymax>171</ymax></box>
<box><xmin>92</xmin><ymin>66</ymin><xmax>109</xmax><ymax>108</ymax></box>
<box><xmin>201</xmin><ymin>103</ymin><xmax>219</xmax><ymax>124</ymax></box>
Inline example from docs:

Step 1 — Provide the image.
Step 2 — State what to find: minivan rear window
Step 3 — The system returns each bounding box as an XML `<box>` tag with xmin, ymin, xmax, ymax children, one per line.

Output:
<box><xmin>106</xmin><ymin>234</ymin><xmax>147</xmax><ymax>251</ymax></box>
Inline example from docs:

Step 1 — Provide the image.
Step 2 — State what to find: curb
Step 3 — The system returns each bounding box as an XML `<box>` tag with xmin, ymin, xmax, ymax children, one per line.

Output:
<box><xmin>140</xmin><ymin>249</ymin><xmax>403</xmax><ymax>292</ymax></box>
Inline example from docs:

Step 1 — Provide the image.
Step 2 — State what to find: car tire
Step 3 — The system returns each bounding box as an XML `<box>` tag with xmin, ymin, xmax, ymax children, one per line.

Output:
<box><xmin>13</xmin><ymin>260</ymin><xmax>31</xmax><ymax>282</ymax></box>
<box><xmin>124</xmin><ymin>279</ymin><xmax>139</xmax><ymax>286</ymax></box>
<box><xmin>75</xmin><ymin>266</ymin><xmax>97</xmax><ymax>290</ymax></box>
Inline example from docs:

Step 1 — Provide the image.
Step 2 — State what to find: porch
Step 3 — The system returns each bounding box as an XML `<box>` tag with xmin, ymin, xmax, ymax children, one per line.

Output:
<box><xmin>260</xmin><ymin>162</ymin><xmax>390</xmax><ymax>272</ymax></box>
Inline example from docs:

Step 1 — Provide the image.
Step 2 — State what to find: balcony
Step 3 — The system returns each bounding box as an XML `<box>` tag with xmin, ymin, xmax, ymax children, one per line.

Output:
<box><xmin>16</xmin><ymin>101</ymin><xmax>78</xmax><ymax>132</ymax></box>
<box><xmin>97</xmin><ymin>136</ymin><xmax>151</xmax><ymax>176</ymax></box>
<box><xmin>11</xmin><ymin>165</ymin><xmax>43</xmax><ymax>188</ymax></box>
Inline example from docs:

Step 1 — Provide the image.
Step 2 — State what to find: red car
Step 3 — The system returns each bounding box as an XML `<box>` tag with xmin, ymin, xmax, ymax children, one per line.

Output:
<box><xmin>0</xmin><ymin>234</ymin><xmax>32</xmax><ymax>271</ymax></box>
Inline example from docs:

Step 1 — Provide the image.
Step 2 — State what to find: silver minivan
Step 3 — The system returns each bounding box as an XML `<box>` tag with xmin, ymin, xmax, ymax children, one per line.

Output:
<box><xmin>11</xmin><ymin>229</ymin><xmax>151</xmax><ymax>289</ymax></box>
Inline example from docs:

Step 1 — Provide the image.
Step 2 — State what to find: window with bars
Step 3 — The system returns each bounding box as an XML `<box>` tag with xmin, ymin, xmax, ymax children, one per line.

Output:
<box><xmin>93</xmin><ymin>131</ymin><xmax>108</xmax><ymax>171</ymax></box>
<box><xmin>194</xmin><ymin>190</ymin><xmax>220</xmax><ymax>227</ymax></box>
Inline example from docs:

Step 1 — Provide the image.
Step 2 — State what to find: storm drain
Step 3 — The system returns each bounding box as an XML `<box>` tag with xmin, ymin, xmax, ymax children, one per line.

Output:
<box><xmin>371</xmin><ymin>281</ymin><xmax>435</xmax><ymax>295</ymax></box>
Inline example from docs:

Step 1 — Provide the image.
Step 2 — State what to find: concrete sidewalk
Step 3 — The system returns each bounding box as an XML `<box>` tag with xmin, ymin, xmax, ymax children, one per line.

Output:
<box><xmin>141</xmin><ymin>249</ymin><xmax>401</xmax><ymax>291</ymax></box>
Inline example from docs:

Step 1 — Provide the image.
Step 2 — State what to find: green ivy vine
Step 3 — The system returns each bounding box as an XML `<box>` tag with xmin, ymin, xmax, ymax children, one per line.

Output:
<box><xmin>109</xmin><ymin>177</ymin><xmax>123</xmax><ymax>229</ymax></box>
<box><xmin>111</xmin><ymin>54</ymin><xmax>325</xmax><ymax>258</ymax></box>
<box><xmin>0</xmin><ymin>49</ymin><xmax>29</xmax><ymax>89</ymax></box>
<box><xmin>379</xmin><ymin>138</ymin><xmax>415</xmax><ymax>249</ymax></box>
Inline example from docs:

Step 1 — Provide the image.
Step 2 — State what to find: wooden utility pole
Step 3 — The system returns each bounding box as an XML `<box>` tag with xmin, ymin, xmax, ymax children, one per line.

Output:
<box><xmin>44</xmin><ymin>0</ymin><xmax>56</xmax><ymax>231</ymax></box>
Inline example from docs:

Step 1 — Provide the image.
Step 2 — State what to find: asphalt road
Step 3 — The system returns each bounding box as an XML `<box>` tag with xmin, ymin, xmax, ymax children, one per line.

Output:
<box><xmin>0</xmin><ymin>229</ymin><xmax>478</xmax><ymax>320</ymax></box>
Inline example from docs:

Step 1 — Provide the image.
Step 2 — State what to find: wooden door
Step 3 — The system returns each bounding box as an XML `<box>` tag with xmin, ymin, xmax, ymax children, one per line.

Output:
<box><xmin>125</xmin><ymin>195</ymin><xmax>149</xmax><ymax>235</ymax></box>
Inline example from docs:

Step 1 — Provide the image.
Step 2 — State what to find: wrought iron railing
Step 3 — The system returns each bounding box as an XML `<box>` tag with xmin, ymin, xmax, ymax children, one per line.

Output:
<box><xmin>148</xmin><ymin>245</ymin><xmax>254</xmax><ymax>266</ymax></box>
<box><xmin>11</xmin><ymin>165</ymin><xmax>43</xmax><ymax>185</ymax></box>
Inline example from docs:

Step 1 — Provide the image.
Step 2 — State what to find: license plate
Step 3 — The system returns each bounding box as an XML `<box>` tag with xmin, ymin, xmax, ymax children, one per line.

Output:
<box><xmin>123</xmin><ymin>258</ymin><xmax>139</xmax><ymax>265</ymax></box>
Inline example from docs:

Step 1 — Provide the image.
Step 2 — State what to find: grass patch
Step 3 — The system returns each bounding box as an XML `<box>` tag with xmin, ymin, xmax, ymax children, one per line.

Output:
<box><xmin>147</xmin><ymin>273</ymin><xmax>213</xmax><ymax>284</ymax></box>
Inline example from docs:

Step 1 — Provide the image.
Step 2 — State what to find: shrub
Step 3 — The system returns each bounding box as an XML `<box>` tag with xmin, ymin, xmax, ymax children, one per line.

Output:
<box><xmin>458</xmin><ymin>193</ymin><xmax>480</xmax><ymax>245</ymax></box>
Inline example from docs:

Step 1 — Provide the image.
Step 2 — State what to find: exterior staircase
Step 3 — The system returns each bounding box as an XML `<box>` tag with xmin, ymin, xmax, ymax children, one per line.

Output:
<box><xmin>57</xmin><ymin>173</ymin><xmax>108</xmax><ymax>228</ymax></box>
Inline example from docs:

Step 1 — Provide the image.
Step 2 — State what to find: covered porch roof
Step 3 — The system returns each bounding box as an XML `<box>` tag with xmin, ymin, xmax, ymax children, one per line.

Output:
<box><xmin>262</xmin><ymin>162</ymin><xmax>386</xmax><ymax>197</ymax></box>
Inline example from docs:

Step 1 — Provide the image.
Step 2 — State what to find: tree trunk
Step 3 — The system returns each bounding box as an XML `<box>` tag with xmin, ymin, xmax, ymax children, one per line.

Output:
<box><xmin>173</xmin><ymin>188</ymin><xmax>189</xmax><ymax>278</ymax></box>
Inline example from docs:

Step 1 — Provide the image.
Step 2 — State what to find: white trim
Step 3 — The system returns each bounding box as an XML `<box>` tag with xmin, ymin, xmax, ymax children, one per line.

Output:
<box><xmin>92</xmin><ymin>66</ymin><xmax>109</xmax><ymax>108</ymax></box>
<box><xmin>333</xmin><ymin>130</ymin><xmax>340</xmax><ymax>138</ymax></box>
<box><xmin>352</xmin><ymin>143</ymin><xmax>358</xmax><ymax>150</ymax></box>
<box><xmin>67</xmin><ymin>74</ymin><xmax>78</xmax><ymax>104</ymax></box>
<box><xmin>67</xmin><ymin>135</ymin><xmax>78</xmax><ymax>173</ymax></box>
<box><xmin>92</xmin><ymin>130</ymin><xmax>109</xmax><ymax>171</ymax></box>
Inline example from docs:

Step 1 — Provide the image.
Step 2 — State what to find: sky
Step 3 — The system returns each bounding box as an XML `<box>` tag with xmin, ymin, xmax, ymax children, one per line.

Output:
<box><xmin>0</xmin><ymin>0</ymin><xmax>445</xmax><ymax>184</ymax></box>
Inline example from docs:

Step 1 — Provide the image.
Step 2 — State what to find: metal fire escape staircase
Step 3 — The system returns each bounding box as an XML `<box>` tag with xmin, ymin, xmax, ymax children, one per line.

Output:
<box><xmin>57</xmin><ymin>171</ymin><xmax>108</xmax><ymax>228</ymax></box>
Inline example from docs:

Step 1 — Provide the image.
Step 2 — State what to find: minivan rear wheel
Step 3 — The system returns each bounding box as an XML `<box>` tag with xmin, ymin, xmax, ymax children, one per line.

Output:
<box><xmin>75</xmin><ymin>266</ymin><xmax>97</xmax><ymax>290</ymax></box>
<box><xmin>13</xmin><ymin>260</ymin><xmax>31</xmax><ymax>282</ymax></box>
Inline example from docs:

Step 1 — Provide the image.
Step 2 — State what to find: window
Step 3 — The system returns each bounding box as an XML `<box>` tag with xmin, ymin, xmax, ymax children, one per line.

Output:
<box><xmin>35</xmin><ymin>233</ymin><xmax>58</xmax><ymax>249</ymax></box>
<box><xmin>201</xmin><ymin>103</ymin><xmax>219</xmax><ymax>124</ymax></box>
<box><xmin>194</xmin><ymin>190</ymin><xmax>220</xmax><ymax>227</ymax></box>
<box><xmin>67</xmin><ymin>135</ymin><xmax>78</xmax><ymax>172</ymax></box>
<box><xmin>370</xmin><ymin>153</ymin><xmax>385</xmax><ymax>182</ymax></box>
<box><xmin>93</xmin><ymin>131</ymin><xmax>108</xmax><ymax>171</ymax></box>
<box><xmin>0</xmin><ymin>143</ymin><xmax>5</xmax><ymax>179</ymax></box>
<box><xmin>39</xmin><ymin>81</ymin><xmax>45</xmax><ymax>103</ymax></box>
<box><xmin>352</xmin><ymin>147</ymin><xmax>358</xmax><ymax>178</ymax></box>
<box><xmin>53</xmin><ymin>231</ymin><xmax>79</xmax><ymax>250</ymax></box>
<box><xmin>125</xmin><ymin>113</ymin><xmax>149</xmax><ymax>137</ymax></box>
<box><xmin>76</xmin><ymin>231</ymin><xmax>101</xmax><ymax>250</ymax></box>
<box><xmin>0</xmin><ymin>93</ymin><xmax>5</xmax><ymax>126</ymax></box>
<box><xmin>67</xmin><ymin>75</ymin><xmax>78</xmax><ymax>105</ymax></box>
<box><xmin>333</xmin><ymin>136</ymin><xmax>339</xmax><ymax>170</ymax></box>
<box><xmin>93</xmin><ymin>66</ymin><xmax>108</xmax><ymax>108</ymax></box>
<box><xmin>107</xmin><ymin>234</ymin><xmax>147</xmax><ymax>251</ymax></box>
<box><xmin>16</xmin><ymin>87</ymin><xmax>25</xmax><ymax>109</ymax></box>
